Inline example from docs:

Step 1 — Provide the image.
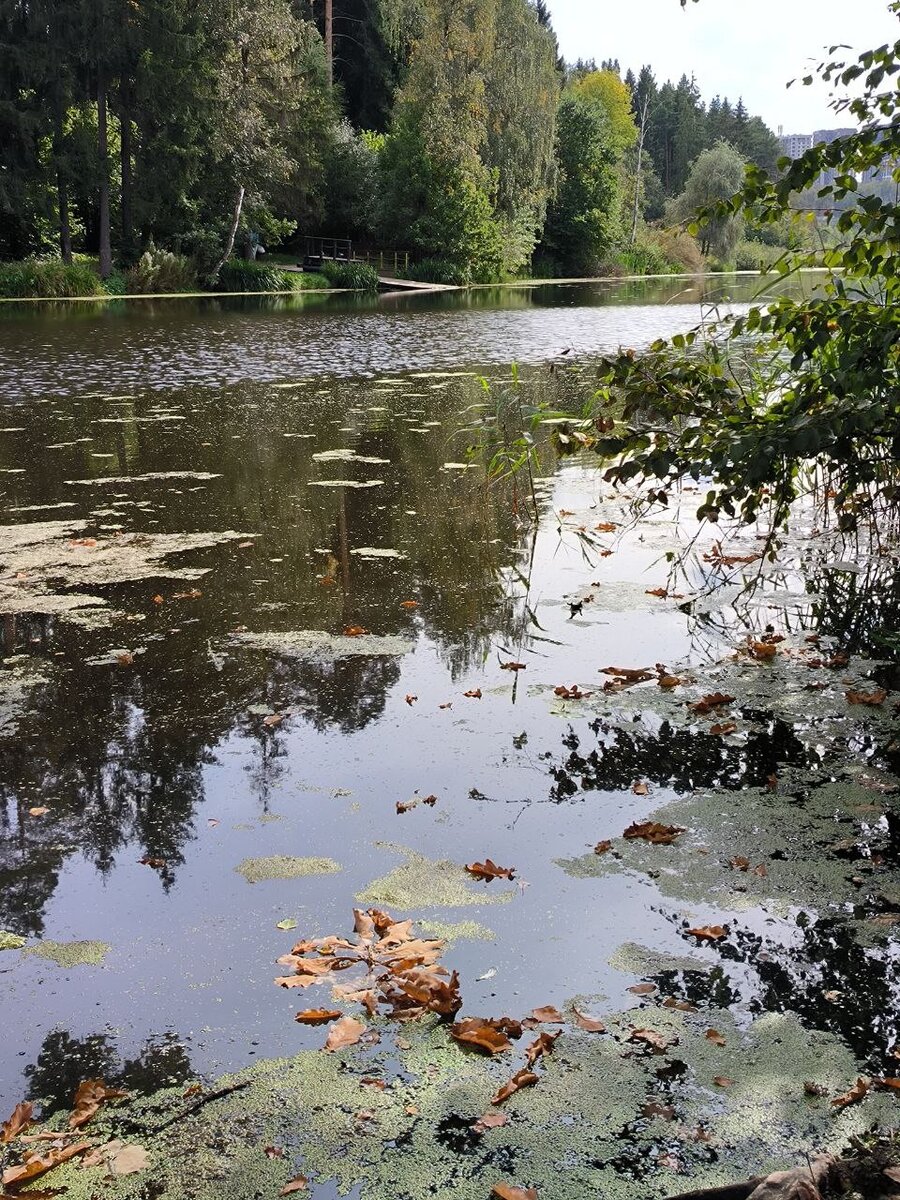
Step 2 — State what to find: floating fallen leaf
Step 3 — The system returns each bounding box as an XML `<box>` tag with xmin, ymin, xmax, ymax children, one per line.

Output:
<box><xmin>600</xmin><ymin>666</ymin><xmax>653</xmax><ymax>683</ymax></box>
<box><xmin>884</xmin><ymin>1167</ymin><xmax>900</xmax><ymax>1184</ymax></box>
<box><xmin>172</xmin><ymin>588</ymin><xmax>202</xmax><ymax>600</ymax></box>
<box><xmin>573</xmin><ymin>1008</ymin><xmax>606</xmax><ymax>1032</ymax></box>
<box><xmin>464</xmin><ymin>688</ymin><xmax>482</xmax><ymax>699</ymax></box>
<box><xmin>139</xmin><ymin>856</ymin><xmax>166</xmax><ymax>869</ymax></box>
<box><xmin>704</xmin><ymin>542</ymin><xmax>759</xmax><ymax>568</ymax></box>
<box><xmin>263</xmin><ymin>713</ymin><xmax>284</xmax><ymax>728</ymax></box>
<box><xmin>690</xmin><ymin>692</ymin><xmax>734</xmax><ymax>715</ymax></box>
<box><xmin>116</xmin><ymin>651</ymin><xmax>134</xmax><ymax>666</ymax></box>
<box><xmin>628</xmin><ymin>1028</ymin><xmax>672</xmax><ymax>1054</ymax></box>
<box><xmin>646</xmin><ymin>587</ymin><xmax>669</xmax><ymax>598</ymax></box>
<box><xmin>525</xmin><ymin>1031</ymin><xmax>560</xmax><ymax>1067</ymax></box>
<box><xmin>632</xmin><ymin>781</ymin><xmax>650</xmax><ymax>796</ymax></box>
<box><xmin>554</xmin><ymin>684</ymin><xmax>591</xmax><ymax>700</ymax></box>
<box><xmin>753</xmin><ymin>863</ymin><xmax>768</xmax><ymax>877</ymax></box>
<box><xmin>832</xmin><ymin>1077</ymin><xmax>870</xmax><ymax>1109</ymax></box>
<box><xmin>264</xmin><ymin>1145</ymin><xmax>285</xmax><ymax>1158</ymax></box>
<box><xmin>594</xmin><ymin>840</ymin><xmax>612</xmax><ymax>856</ymax></box>
<box><xmin>400</xmin><ymin>600</ymin><xmax>419</xmax><ymax>609</ymax></box>
<box><xmin>749</xmin><ymin>641</ymin><xmax>777</xmax><ymax>661</ymax></box>
<box><xmin>151</xmin><ymin>594</ymin><xmax>164</xmax><ymax>605</ymax></box>
<box><xmin>439</xmin><ymin>701</ymin><xmax>453</xmax><ymax>709</ymax></box>
<box><xmin>713</xmin><ymin>1076</ymin><xmax>734</xmax><ymax>1087</ymax></box>
<box><xmin>623</xmin><ymin>821</ymin><xmax>684</xmax><ymax>845</ymax></box>
<box><xmin>280</xmin><ymin>1177</ymin><xmax>308</xmax><ymax>1195</ymax></box>
<box><xmin>530</xmin><ymin>1005</ymin><xmax>564</xmax><ymax>1023</ymax></box>
<box><xmin>846</xmin><ymin>688</ymin><xmax>887</xmax><ymax>706</ymax></box>
<box><xmin>2</xmin><ymin>1139</ymin><xmax>91</xmax><ymax>1188</ymax></box>
<box><xmin>491</xmin><ymin>1185</ymin><xmax>537</xmax><ymax>1200</ymax></box>
<box><xmin>686</xmin><ymin>925</ymin><xmax>727</xmax><ymax>942</ymax></box>
<box><xmin>492</xmin><ymin>1069</ymin><xmax>539</xmax><ymax>1106</ymax></box>
<box><xmin>404</xmin><ymin>694</ymin><xmax>418</xmax><ymax>706</ymax></box>
<box><xmin>710</xmin><ymin>721</ymin><xmax>737</xmax><ymax>736</ymax></box>
<box><xmin>343</xmin><ymin>626</ymin><xmax>368</xmax><ymax>637</ymax></box>
<box><xmin>276</xmin><ymin>919</ymin><xmax>297</xmax><ymax>931</ymax></box>
<box><xmin>705</xmin><ymin>1029</ymin><xmax>727</xmax><ymax>1048</ymax></box>
<box><xmin>27</xmin><ymin>807</ymin><xmax>49</xmax><ymax>817</ymax></box>
<box><xmin>875</xmin><ymin>1077</ymin><xmax>900</xmax><ymax>1091</ymax></box>
<box><xmin>728</xmin><ymin>856</ymin><xmax>750</xmax><ymax>871</ymax></box>
<box><xmin>595</xmin><ymin>521</ymin><xmax>617</xmax><ymax>532</ymax></box>
<box><xmin>294</xmin><ymin>1009</ymin><xmax>342</xmax><ymax>1025</ymax></box>
<box><xmin>317</xmin><ymin>575</ymin><xmax>335</xmax><ymax>586</ymax></box>
<box><xmin>628</xmin><ymin>983</ymin><xmax>657</xmax><ymax>996</ymax></box>
<box><xmin>422</xmin><ymin>794</ymin><xmax>438</xmax><ymax>806</ymax></box>
<box><xmin>472</xmin><ymin>1112</ymin><xmax>508</xmax><ymax>1134</ymax></box>
<box><xmin>500</xmin><ymin>661</ymin><xmax>527</xmax><ymax>672</ymax></box>
<box><xmin>70</xmin><ymin>537</ymin><xmax>98</xmax><ymax>548</ymax></box>
<box><xmin>661</xmin><ymin>997</ymin><xmax>698</xmax><ymax>1012</ymax></box>
<box><xmin>0</xmin><ymin>1102</ymin><xmax>32</xmax><ymax>1143</ymax></box>
<box><xmin>69</xmin><ymin>1079</ymin><xmax>128</xmax><ymax>1129</ymax></box>
<box><xmin>465</xmin><ymin>859</ymin><xmax>515</xmax><ymax>882</ymax></box>
<box><xmin>658</xmin><ymin>674</ymin><xmax>681</xmax><ymax>689</ymax></box>
<box><xmin>450</xmin><ymin>1018</ymin><xmax>513</xmax><ymax>1055</ymax></box>
<box><xmin>641</xmin><ymin>1101</ymin><xmax>676</xmax><ymax>1120</ymax></box>
<box><xmin>90</xmin><ymin>1142</ymin><xmax>150</xmax><ymax>1176</ymax></box>
<box><xmin>804</xmin><ymin>1081</ymin><xmax>829</xmax><ymax>1097</ymax></box>
<box><xmin>324</xmin><ymin>1016</ymin><xmax>366</xmax><ymax>1051</ymax></box>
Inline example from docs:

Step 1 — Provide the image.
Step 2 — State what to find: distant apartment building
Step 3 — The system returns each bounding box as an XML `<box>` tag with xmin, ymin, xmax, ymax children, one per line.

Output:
<box><xmin>778</xmin><ymin>131</ymin><xmax>813</xmax><ymax>158</ymax></box>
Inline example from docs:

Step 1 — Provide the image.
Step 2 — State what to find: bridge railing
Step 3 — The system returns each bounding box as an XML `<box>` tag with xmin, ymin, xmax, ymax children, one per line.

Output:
<box><xmin>301</xmin><ymin>237</ymin><xmax>416</xmax><ymax>277</ymax></box>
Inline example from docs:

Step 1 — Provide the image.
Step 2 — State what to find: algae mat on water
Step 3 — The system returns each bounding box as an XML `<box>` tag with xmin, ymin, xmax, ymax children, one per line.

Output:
<box><xmin>235</xmin><ymin>856</ymin><xmax>342</xmax><ymax>884</ymax></box>
<box><xmin>33</xmin><ymin>1006</ymin><xmax>900</xmax><ymax>1200</ymax></box>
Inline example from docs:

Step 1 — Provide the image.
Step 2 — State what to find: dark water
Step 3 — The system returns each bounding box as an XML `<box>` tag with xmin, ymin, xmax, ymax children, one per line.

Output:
<box><xmin>1</xmin><ymin>274</ymin><xmax>894</xmax><ymax>1120</ymax></box>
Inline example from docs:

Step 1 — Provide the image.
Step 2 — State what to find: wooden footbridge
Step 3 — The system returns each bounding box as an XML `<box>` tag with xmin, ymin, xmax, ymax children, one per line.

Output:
<box><xmin>297</xmin><ymin>236</ymin><xmax>457</xmax><ymax>292</ymax></box>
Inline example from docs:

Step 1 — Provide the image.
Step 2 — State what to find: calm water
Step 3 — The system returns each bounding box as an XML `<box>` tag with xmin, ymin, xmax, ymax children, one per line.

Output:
<box><xmin>0</xmin><ymin>274</ymin><xmax>893</xmax><ymax>1127</ymax></box>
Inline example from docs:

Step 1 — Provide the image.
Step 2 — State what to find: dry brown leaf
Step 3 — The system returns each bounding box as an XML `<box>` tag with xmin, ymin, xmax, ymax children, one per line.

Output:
<box><xmin>594</xmin><ymin>840</ymin><xmax>612</xmax><ymax>856</ymax></box>
<box><xmin>405</xmin><ymin>694</ymin><xmax>418</xmax><ymax>705</ymax></box>
<box><xmin>595</xmin><ymin>521</ymin><xmax>617</xmax><ymax>532</ymax></box>
<box><xmin>280</xmin><ymin>1177</ymin><xmax>308</xmax><ymax>1195</ymax></box>
<box><xmin>658</xmin><ymin>674</ymin><xmax>681</xmax><ymax>689</ymax></box>
<box><xmin>27</xmin><ymin>806</ymin><xmax>49</xmax><ymax>817</ymax></box>
<box><xmin>572</xmin><ymin>1008</ymin><xmax>606</xmax><ymax>1032</ymax></box>
<box><xmin>500</xmin><ymin>661</ymin><xmax>527</xmax><ymax>672</ymax></box>
<box><xmin>662</xmin><ymin>997</ymin><xmax>698</xmax><ymax>1013</ymax></box>
<box><xmin>0</xmin><ymin>1102</ymin><xmax>32</xmax><ymax>1144</ymax></box>
<box><xmin>832</xmin><ymin>1077</ymin><xmax>870</xmax><ymax>1109</ymax></box>
<box><xmin>525</xmin><ymin>1031</ymin><xmax>560</xmax><ymax>1067</ymax></box>
<box><xmin>628</xmin><ymin>983</ymin><xmax>657</xmax><ymax>996</ymax></box>
<box><xmin>629</xmin><ymin>1028</ymin><xmax>672</xmax><ymax>1054</ymax></box>
<box><xmin>645</xmin><ymin>587</ymin><xmax>669</xmax><ymax>598</ymax></box>
<box><xmin>116</xmin><ymin>651</ymin><xmax>134</xmax><ymax>666</ymax></box>
<box><xmin>465</xmin><ymin>859</ymin><xmax>515</xmax><ymax>882</ymax></box>
<box><xmin>846</xmin><ymin>688</ymin><xmax>887</xmax><ymax>706</ymax></box>
<box><xmin>263</xmin><ymin>713</ymin><xmax>284</xmax><ymax>728</ymax></box>
<box><xmin>705</xmin><ymin>1029</ymin><xmax>727</xmax><ymax>1048</ymax></box>
<box><xmin>600</xmin><ymin>666</ymin><xmax>653</xmax><ymax>683</ymax></box>
<box><xmin>2</xmin><ymin>1140</ymin><xmax>92</xmax><ymax>1187</ymax></box>
<box><xmin>712</xmin><ymin>1076</ymin><xmax>734</xmax><ymax>1087</ymax></box>
<box><xmin>554</xmin><ymin>684</ymin><xmax>591</xmax><ymax>700</ymax></box>
<box><xmin>686</xmin><ymin>925</ymin><xmax>727</xmax><ymax>942</ymax></box>
<box><xmin>710</xmin><ymin>721</ymin><xmax>737</xmax><ymax>736</ymax></box>
<box><xmin>463</xmin><ymin>688</ymin><xmax>482</xmax><ymax>699</ymax></box>
<box><xmin>531</xmin><ymin>1006</ymin><xmax>564</xmax><ymax>1024</ymax></box>
<box><xmin>491</xmin><ymin>1185</ymin><xmax>537</xmax><ymax>1200</ymax></box>
<box><xmin>343</xmin><ymin>626</ymin><xmax>368</xmax><ymax>637</ymax></box>
<box><xmin>728</xmin><ymin>856</ymin><xmax>750</xmax><ymax>871</ymax></box>
<box><xmin>294</xmin><ymin>1009</ymin><xmax>342</xmax><ymax>1025</ymax></box>
<box><xmin>69</xmin><ymin>1080</ymin><xmax>128</xmax><ymax>1129</ymax></box>
<box><xmin>641</xmin><ymin>1101</ymin><xmax>676</xmax><ymax>1120</ymax></box>
<box><xmin>749</xmin><ymin>641</ymin><xmax>778</xmax><ymax>661</ymax></box>
<box><xmin>400</xmin><ymin>600</ymin><xmax>419</xmax><ymax>609</ymax></box>
<box><xmin>623</xmin><ymin>821</ymin><xmax>684</xmax><ymax>845</ymax></box>
<box><xmin>450</xmin><ymin>1019</ymin><xmax>513</xmax><ymax>1056</ymax></box>
<box><xmin>472</xmin><ymin>1112</ymin><xmax>509</xmax><ymax>1134</ymax></box>
<box><xmin>324</xmin><ymin>1016</ymin><xmax>366</xmax><ymax>1051</ymax></box>
<box><xmin>631</xmin><ymin>781</ymin><xmax>650</xmax><ymax>795</ymax></box>
<box><xmin>690</xmin><ymin>692</ymin><xmax>734</xmax><ymax>715</ymax></box>
<box><xmin>492</xmin><ymin>1069</ymin><xmax>539</xmax><ymax>1106</ymax></box>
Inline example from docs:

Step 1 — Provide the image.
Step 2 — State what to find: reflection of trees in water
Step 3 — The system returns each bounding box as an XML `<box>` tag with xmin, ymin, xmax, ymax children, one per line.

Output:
<box><xmin>548</xmin><ymin>716</ymin><xmax>812</xmax><ymax>801</ymax></box>
<box><xmin>24</xmin><ymin>1029</ymin><xmax>193</xmax><ymax>1115</ymax></box>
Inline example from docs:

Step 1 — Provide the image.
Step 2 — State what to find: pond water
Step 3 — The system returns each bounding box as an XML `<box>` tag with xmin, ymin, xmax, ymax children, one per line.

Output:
<box><xmin>1</xmin><ymin>274</ymin><xmax>898</xmax><ymax>1199</ymax></box>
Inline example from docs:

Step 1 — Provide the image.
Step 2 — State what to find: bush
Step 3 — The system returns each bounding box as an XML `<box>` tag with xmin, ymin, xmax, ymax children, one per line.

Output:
<box><xmin>731</xmin><ymin>239</ymin><xmax>788</xmax><ymax>272</ymax></box>
<box><xmin>407</xmin><ymin>258</ymin><xmax>468</xmax><ymax>286</ymax></box>
<box><xmin>102</xmin><ymin>271</ymin><xmax>128</xmax><ymax>296</ymax></box>
<box><xmin>618</xmin><ymin>240</ymin><xmax>678</xmax><ymax>277</ymax></box>
<box><xmin>125</xmin><ymin>246</ymin><xmax>197</xmax><ymax>294</ymax></box>
<box><xmin>318</xmin><ymin>259</ymin><xmax>379</xmax><ymax>291</ymax></box>
<box><xmin>217</xmin><ymin>259</ymin><xmax>299</xmax><ymax>293</ymax></box>
<box><xmin>0</xmin><ymin>257</ymin><xmax>102</xmax><ymax>298</ymax></box>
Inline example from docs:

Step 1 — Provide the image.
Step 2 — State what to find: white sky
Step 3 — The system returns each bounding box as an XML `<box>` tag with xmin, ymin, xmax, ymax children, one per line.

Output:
<box><xmin>545</xmin><ymin>0</ymin><xmax>899</xmax><ymax>133</ymax></box>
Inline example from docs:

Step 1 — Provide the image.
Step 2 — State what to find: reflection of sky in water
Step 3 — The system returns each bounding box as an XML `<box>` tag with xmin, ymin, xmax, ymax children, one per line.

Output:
<box><xmin>0</xmin><ymin>277</ymin><xmax>891</xmax><ymax>1117</ymax></box>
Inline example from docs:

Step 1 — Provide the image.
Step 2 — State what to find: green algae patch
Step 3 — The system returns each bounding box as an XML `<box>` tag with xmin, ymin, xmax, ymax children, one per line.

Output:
<box><xmin>419</xmin><ymin>919</ymin><xmax>496</xmax><ymax>943</ymax></box>
<box><xmin>0</xmin><ymin>930</ymin><xmax>26</xmax><ymax>951</ymax></box>
<box><xmin>227</xmin><ymin>629</ymin><xmax>413</xmax><ymax>661</ymax></box>
<box><xmin>608</xmin><ymin>940</ymin><xmax>711</xmax><ymax>977</ymax></box>
<box><xmin>23</xmin><ymin>939</ymin><xmax>110</xmax><ymax>967</ymax></box>
<box><xmin>235</xmin><ymin>855</ymin><xmax>342</xmax><ymax>883</ymax></box>
<box><xmin>32</xmin><ymin>1005</ymin><xmax>900</xmax><ymax>1200</ymax></box>
<box><xmin>357</xmin><ymin>844</ymin><xmax>515</xmax><ymax>909</ymax></box>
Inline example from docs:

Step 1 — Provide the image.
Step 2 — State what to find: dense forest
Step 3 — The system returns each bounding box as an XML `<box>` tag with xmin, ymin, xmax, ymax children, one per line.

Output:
<box><xmin>0</xmin><ymin>0</ymin><xmax>788</xmax><ymax>291</ymax></box>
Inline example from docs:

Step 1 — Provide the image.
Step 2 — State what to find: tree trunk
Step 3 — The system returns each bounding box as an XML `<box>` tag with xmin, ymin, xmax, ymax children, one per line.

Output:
<box><xmin>631</xmin><ymin>94</ymin><xmax>650</xmax><ymax>246</ymax></box>
<box><xmin>97</xmin><ymin>68</ymin><xmax>112</xmax><ymax>279</ymax></box>
<box><xmin>120</xmin><ymin>81</ymin><xmax>134</xmax><ymax>260</ymax></box>
<box><xmin>324</xmin><ymin>0</ymin><xmax>333</xmax><ymax>85</ymax></box>
<box><xmin>54</xmin><ymin>103</ymin><xmax>72</xmax><ymax>264</ymax></box>
<box><xmin>210</xmin><ymin>185</ymin><xmax>245</xmax><ymax>284</ymax></box>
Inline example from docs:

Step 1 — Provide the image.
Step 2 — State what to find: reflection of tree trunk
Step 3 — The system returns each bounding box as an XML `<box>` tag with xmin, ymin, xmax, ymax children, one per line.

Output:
<box><xmin>97</xmin><ymin>67</ymin><xmax>112</xmax><ymax>279</ymax></box>
<box><xmin>2</xmin><ymin>614</ymin><xmax>15</xmax><ymax>653</ymax></box>
<box><xmin>210</xmin><ymin>185</ymin><xmax>245</xmax><ymax>284</ymax></box>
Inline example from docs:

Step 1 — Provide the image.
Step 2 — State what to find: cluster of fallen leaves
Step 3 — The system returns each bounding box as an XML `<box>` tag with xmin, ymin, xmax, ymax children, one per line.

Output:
<box><xmin>0</xmin><ymin>1081</ymin><xmax>143</xmax><ymax>1195</ymax></box>
<box><xmin>275</xmin><ymin>908</ymin><xmax>461</xmax><ymax>1037</ymax></box>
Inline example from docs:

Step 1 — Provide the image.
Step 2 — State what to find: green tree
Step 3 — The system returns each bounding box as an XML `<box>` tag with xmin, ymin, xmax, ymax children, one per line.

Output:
<box><xmin>669</xmin><ymin>139</ymin><xmax>745</xmax><ymax>258</ymax></box>
<box><xmin>539</xmin><ymin>91</ymin><xmax>619</xmax><ymax>274</ymax></box>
